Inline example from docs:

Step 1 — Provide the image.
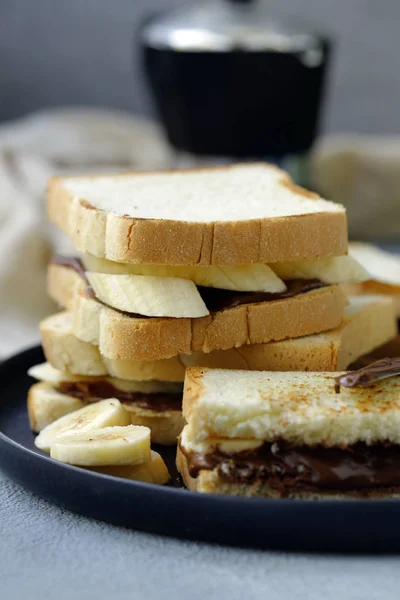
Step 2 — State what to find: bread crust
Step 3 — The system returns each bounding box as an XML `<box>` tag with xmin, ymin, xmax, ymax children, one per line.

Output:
<box><xmin>47</xmin><ymin>169</ymin><xmax>348</xmax><ymax>266</ymax></box>
<box><xmin>47</xmin><ymin>263</ymin><xmax>347</xmax><ymax>361</ymax></box>
<box><xmin>176</xmin><ymin>446</ymin><xmax>400</xmax><ymax>499</ymax></box>
<box><xmin>28</xmin><ymin>382</ymin><xmax>183</xmax><ymax>445</ymax></box>
<box><xmin>93</xmin><ymin>285</ymin><xmax>347</xmax><ymax>360</ymax></box>
<box><xmin>40</xmin><ymin>312</ymin><xmax>186</xmax><ymax>381</ymax></box>
<box><xmin>184</xmin><ymin>296</ymin><xmax>396</xmax><ymax>372</ymax></box>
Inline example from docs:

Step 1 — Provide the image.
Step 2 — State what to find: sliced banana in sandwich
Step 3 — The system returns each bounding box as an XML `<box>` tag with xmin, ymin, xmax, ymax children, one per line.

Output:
<box><xmin>35</xmin><ymin>398</ymin><xmax>131</xmax><ymax>452</ymax></box>
<box><xmin>28</xmin><ymin>362</ymin><xmax>96</xmax><ymax>384</ymax></box>
<box><xmin>89</xmin><ymin>450</ymin><xmax>170</xmax><ymax>483</ymax></box>
<box><xmin>83</xmin><ymin>253</ymin><xmax>286</xmax><ymax>293</ymax></box>
<box><xmin>50</xmin><ymin>425</ymin><xmax>151</xmax><ymax>466</ymax></box>
<box><xmin>86</xmin><ymin>272</ymin><xmax>209</xmax><ymax>318</ymax></box>
<box><xmin>29</xmin><ymin>362</ymin><xmax>183</xmax><ymax>394</ymax></box>
<box><xmin>271</xmin><ymin>255</ymin><xmax>369</xmax><ymax>284</ymax></box>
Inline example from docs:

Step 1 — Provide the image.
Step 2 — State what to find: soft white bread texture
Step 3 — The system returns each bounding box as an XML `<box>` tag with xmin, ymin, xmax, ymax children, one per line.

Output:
<box><xmin>182</xmin><ymin>368</ymin><xmax>400</xmax><ymax>447</ymax></box>
<box><xmin>40</xmin><ymin>312</ymin><xmax>186</xmax><ymax>381</ymax></box>
<box><xmin>47</xmin><ymin>163</ymin><xmax>347</xmax><ymax>266</ymax></box>
<box><xmin>47</xmin><ymin>264</ymin><xmax>347</xmax><ymax>361</ymax></box>
<box><xmin>176</xmin><ymin>446</ymin><xmax>400</xmax><ymax>499</ymax></box>
<box><xmin>28</xmin><ymin>381</ymin><xmax>184</xmax><ymax>445</ymax></box>
<box><xmin>344</xmin><ymin>243</ymin><xmax>400</xmax><ymax>315</ymax></box>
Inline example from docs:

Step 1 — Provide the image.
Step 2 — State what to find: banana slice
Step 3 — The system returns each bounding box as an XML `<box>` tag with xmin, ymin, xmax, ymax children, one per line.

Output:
<box><xmin>272</xmin><ymin>255</ymin><xmax>369</xmax><ymax>284</ymax></box>
<box><xmin>83</xmin><ymin>254</ymin><xmax>286</xmax><ymax>293</ymax></box>
<box><xmin>28</xmin><ymin>363</ymin><xmax>96</xmax><ymax>384</ymax></box>
<box><xmin>29</xmin><ymin>362</ymin><xmax>183</xmax><ymax>394</ymax></box>
<box><xmin>35</xmin><ymin>398</ymin><xmax>131</xmax><ymax>452</ymax></box>
<box><xmin>50</xmin><ymin>425</ymin><xmax>151</xmax><ymax>466</ymax></box>
<box><xmin>181</xmin><ymin>429</ymin><xmax>263</xmax><ymax>455</ymax></box>
<box><xmin>89</xmin><ymin>451</ymin><xmax>170</xmax><ymax>484</ymax></box>
<box><xmin>86</xmin><ymin>272</ymin><xmax>209</xmax><ymax>318</ymax></box>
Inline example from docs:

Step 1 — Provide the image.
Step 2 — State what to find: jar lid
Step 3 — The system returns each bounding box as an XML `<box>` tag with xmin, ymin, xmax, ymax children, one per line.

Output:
<box><xmin>142</xmin><ymin>0</ymin><xmax>325</xmax><ymax>60</ymax></box>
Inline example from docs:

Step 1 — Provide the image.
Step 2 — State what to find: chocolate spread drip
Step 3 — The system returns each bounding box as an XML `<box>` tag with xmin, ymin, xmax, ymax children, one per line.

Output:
<box><xmin>336</xmin><ymin>357</ymin><xmax>400</xmax><ymax>391</ymax></box>
<box><xmin>51</xmin><ymin>255</ymin><xmax>326</xmax><ymax>315</ymax></box>
<box><xmin>58</xmin><ymin>381</ymin><xmax>182</xmax><ymax>412</ymax></box>
<box><xmin>181</xmin><ymin>441</ymin><xmax>400</xmax><ymax>492</ymax></box>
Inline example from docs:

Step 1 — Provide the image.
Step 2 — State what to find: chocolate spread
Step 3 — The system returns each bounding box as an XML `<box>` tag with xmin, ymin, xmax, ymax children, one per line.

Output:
<box><xmin>336</xmin><ymin>357</ymin><xmax>400</xmax><ymax>390</ymax></box>
<box><xmin>58</xmin><ymin>381</ymin><xmax>182</xmax><ymax>412</ymax></box>
<box><xmin>51</xmin><ymin>255</ymin><xmax>326</xmax><ymax>315</ymax></box>
<box><xmin>197</xmin><ymin>279</ymin><xmax>325</xmax><ymax>312</ymax></box>
<box><xmin>181</xmin><ymin>441</ymin><xmax>400</xmax><ymax>493</ymax></box>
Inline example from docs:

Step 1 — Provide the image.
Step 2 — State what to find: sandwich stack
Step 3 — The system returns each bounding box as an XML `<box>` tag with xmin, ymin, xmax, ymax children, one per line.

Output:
<box><xmin>27</xmin><ymin>163</ymin><xmax>398</xmax><ymax>491</ymax></box>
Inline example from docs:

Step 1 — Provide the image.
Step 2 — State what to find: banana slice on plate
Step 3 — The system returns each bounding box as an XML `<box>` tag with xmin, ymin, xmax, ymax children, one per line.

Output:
<box><xmin>272</xmin><ymin>255</ymin><xmax>369</xmax><ymax>284</ymax></box>
<box><xmin>83</xmin><ymin>254</ymin><xmax>286</xmax><ymax>293</ymax></box>
<box><xmin>50</xmin><ymin>425</ymin><xmax>151</xmax><ymax>466</ymax></box>
<box><xmin>86</xmin><ymin>272</ymin><xmax>209</xmax><ymax>318</ymax></box>
<box><xmin>89</xmin><ymin>450</ymin><xmax>170</xmax><ymax>484</ymax></box>
<box><xmin>35</xmin><ymin>398</ymin><xmax>130</xmax><ymax>452</ymax></box>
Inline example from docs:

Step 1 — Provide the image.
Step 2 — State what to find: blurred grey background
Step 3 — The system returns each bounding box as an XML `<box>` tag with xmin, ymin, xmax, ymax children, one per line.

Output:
<box><xmin>0</xmin><ymin>0</ymin><xmax>398</xmax><ymax>133</ymax></box>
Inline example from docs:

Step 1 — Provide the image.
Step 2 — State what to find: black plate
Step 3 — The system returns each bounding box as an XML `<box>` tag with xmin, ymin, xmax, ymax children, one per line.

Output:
<box><xmin>2</xmin><ymin>346</ymin><xmax>400</xmax><ymax>552</ymax></box>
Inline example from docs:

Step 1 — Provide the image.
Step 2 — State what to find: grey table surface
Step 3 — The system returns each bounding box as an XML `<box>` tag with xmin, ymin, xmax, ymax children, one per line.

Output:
<box><xmin>1</xmin><ymin>468</ymin><xmax>400</xmax><ymax>600</ymax></box>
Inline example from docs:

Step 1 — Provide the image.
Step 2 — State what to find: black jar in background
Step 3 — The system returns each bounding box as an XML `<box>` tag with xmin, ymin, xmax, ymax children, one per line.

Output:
<box><xmin>140</xmin><ymin>0</ymin><xmax>332</xmax><ymax>184</ymax></box>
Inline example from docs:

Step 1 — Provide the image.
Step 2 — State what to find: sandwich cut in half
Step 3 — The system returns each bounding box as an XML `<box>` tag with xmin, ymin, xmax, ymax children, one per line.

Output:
<box><xmin>45</xmin><ymin>163</ymin><xmax>366</xmax><ymax>361</ymax></box>
<box><xmin>178</xmin><ymin>366</ymin><xmax>400</xmax><ymax>499</ymax></box>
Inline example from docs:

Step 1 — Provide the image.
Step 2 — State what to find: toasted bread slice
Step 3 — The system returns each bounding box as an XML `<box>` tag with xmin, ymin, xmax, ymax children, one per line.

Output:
<box><xmin>179</xmin><ymin>368</ymin><xmax>400</xmax><ymax>497</ymax></box>
<box><xmin>28</xmin><ymin>381</ymin><xmax>184</xmax><ymax>445</ymax></box>
<box><xmin>47</xmin><ymin>164</ymin><xmax>347</xmax><ymax>266</ymax></box>
<box><xmin>182</xmin><ymin>368</ymin><xmax>400</xmax><ymax>446</ymax></box>
<box><xmin>47</xmin><ymin>263</ymin><xmax>346</xmax><ymax>361</ymax></box>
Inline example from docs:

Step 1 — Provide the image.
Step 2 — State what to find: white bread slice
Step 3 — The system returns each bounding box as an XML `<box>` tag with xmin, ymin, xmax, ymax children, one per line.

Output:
<box><xmin>176</xmin><ymin>446</ymin><xmax>400</xmax><ymax>499</ymax></box>
<box><xmin>40</xmin><ymin>312</ymin><xmax>186</xmax><ymax>381</ymax></box>
<box><xmin>47</xmin><ymin>264</ymin><xmax>347</xmax><ymax>361</ymax></box>
<box><xmin>183</xmin><ymin>295</ymin><xmax>397</xmax><ymax>372</ymax></box>
<box><xmin>47</xmin><ymin>163</ymin><xmax>347</xmax><ymax>266</ymax></box>
<box><xmin>28</xmin><ymin>381</ymin><xmax>183</xmax><ymax>445</ymax></box>
<box><xmin>40</xmin><ymin>295</ymin><xmax>396</xmax><ymax>379</ymax></box>
<box><xmin>182</xmin><ymin>368</ymin><xmax>400</xmax><ymax>447</ymax></box>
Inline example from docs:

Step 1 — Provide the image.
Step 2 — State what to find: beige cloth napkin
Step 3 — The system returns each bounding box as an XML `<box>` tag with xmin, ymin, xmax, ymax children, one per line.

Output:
<box><xmin>312</xmin><ymin>134</ymin><xmax>400</xmax><ymax>240</ymax></box>
<box><xmin>1</xmin><ymin>108</ymin><xmax>399</xmax><ymax>357</ymax></box>
<box><xmin>0</xmin><ymin>108</ymin><xmax>174</xmax><ymax>357</ymax></box>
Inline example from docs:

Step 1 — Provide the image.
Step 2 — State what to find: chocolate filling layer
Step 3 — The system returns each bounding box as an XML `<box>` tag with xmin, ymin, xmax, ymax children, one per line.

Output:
<box><xmin>51</xmin><ymin>255</ymin><xmax>326</xmax><ymax>315</ymax></box>
<box><xmin>181</xmin><ymin>441</ymin><xmax>400</xmax><ymax>492</ymax></box>
<box><xmin>58</xmin><ymin>381</ymin><xmax>182</xmax><ymax>412</ymax></box>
